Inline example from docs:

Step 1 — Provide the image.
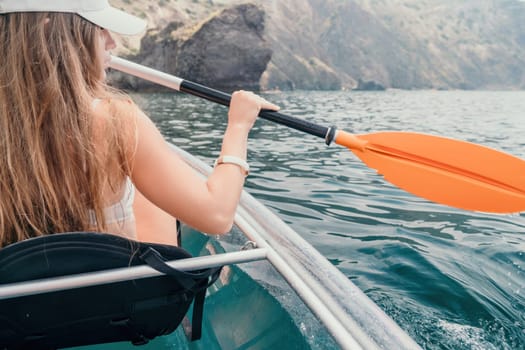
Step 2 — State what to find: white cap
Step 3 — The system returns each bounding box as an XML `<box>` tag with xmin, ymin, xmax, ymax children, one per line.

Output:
<box><xmin>0</xmin><ymin>0</ymin><xmax>147</xmax><ymax>35</ymax></box>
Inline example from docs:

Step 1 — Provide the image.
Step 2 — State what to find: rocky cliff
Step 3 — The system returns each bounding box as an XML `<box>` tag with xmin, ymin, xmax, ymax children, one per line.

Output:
<box><xmin>260</xmin><ymin>0</ymin><xmax>525</xmax><ymax>90</ymax></box>
<box><xmin>110</xmin><ymin>0</ymin><xmax>525</xmax><ymax>90</ymax></box>
<box><xmin>110</xmin><ymin>3</ymin><xmax>271</xmax><ymax>91</ymax></box>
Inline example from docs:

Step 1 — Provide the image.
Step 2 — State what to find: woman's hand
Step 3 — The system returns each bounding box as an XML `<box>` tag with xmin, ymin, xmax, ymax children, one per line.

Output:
<box><xmin>227</xmin><ymin>90</ymin><xmax>280</xmax><ymax>132</ymax></box>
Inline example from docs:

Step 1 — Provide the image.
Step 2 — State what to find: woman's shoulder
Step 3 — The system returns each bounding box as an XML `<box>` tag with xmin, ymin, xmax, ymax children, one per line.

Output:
<box><xmin>91</xmin><ymin>96</ymin><xmax>141</xmax><ymax>156</ymax></box>
<box><xmin>92</xmin><ymin>96</ymin><xmax>139</xmax><ymax>117</ymax></box>
<box><xmin>92</xmin><ymin>96</ymin><xmax>146</xmax><ymax>134</ymax></box>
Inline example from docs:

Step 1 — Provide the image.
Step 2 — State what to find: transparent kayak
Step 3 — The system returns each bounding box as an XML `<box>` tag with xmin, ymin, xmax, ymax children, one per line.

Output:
<box><xmin>0</xmin><ymin>145</ymin><xmax>421</xmax><ymax>350</ymax></box>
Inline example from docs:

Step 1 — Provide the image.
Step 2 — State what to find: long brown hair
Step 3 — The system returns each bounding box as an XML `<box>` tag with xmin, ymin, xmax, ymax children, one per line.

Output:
<box><xmin>0</xmin><ymin>12</ymin><xmax>133</xmax><ymax>247</ymax></box>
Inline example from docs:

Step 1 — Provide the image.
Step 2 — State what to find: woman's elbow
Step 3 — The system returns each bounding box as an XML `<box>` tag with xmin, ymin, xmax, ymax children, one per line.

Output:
<box><xmin>202</xmin><ymin>213</ymin><xmax>235</xmax><ymax>235</ymax></box>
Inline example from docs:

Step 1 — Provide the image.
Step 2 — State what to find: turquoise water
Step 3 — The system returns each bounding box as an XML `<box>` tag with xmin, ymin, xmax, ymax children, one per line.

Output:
<box><xmin>135</xmin><ymin>90</ymin><xmax>525</xmax><ymax>349</ymax></box>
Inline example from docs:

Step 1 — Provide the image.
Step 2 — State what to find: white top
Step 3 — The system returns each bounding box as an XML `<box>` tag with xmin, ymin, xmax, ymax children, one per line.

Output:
<box><xmin>89</xmin><ymin>99</ymin><xmax>136</xmax><ymax>238</ymax></box>
<box><xmin>88</xmin><ymin>177</ymin><xmax>137</xmax><ymax>239</ymax></box>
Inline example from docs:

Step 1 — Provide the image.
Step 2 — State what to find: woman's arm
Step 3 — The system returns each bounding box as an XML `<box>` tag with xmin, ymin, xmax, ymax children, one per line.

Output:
<box><xmin>129</xmin><ymin>91</ymin><xmax>279</xmax><ymax>235</ymax></box>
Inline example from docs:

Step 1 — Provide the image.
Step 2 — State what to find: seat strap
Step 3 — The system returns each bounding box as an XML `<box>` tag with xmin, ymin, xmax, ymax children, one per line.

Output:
<box><xmin>141</xmin><ymin>248</ymin><xmax>197</xmax><ymax>290</ymax></box>
<box><xmin>177</xmin><ymin>219</ymin><xmax>182</xmax><ymax>246</ymax></box>
<box><xmin>190</xmin><ymin>289</ymin><xmax>206</xmax><ymax>341</ymax></box>
<box><xmin>140</xmin><ymin>247</ymin><xmax>222</xmax><ymax>341</ymax></box>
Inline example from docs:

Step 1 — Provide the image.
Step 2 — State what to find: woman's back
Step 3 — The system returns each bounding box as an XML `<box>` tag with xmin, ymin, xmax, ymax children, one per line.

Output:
<box><xmin>0</xmin><ymin>13</ymin><xmax>134</xmax><ymax>246</ymax></box>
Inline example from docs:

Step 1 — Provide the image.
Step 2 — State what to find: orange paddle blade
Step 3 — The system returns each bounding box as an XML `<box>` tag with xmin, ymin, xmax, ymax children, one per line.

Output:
<box><xmin>335</xmin><ymin>131</ymin><xmax>525</xmax><ymax>213</ymax></box>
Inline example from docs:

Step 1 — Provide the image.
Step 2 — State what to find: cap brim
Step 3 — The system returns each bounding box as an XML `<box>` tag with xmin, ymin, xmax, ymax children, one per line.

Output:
<box><xmin>79</xmin><ymin>6</ymin><xmax>146</xmax><ymax>35</ymax></box>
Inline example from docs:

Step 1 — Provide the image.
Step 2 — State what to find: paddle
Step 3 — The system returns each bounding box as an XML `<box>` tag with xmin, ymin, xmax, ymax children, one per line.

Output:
<box><xmin>109</xmin><ymin>56</ymin><xmax>525</xmax><ymax>214</ymax></box>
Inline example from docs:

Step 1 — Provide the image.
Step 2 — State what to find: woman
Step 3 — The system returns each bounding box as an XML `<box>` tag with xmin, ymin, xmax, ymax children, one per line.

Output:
<box><xmin>0</xmin><ymin>1</ymin><xmax>279</xmax><ymax>247</ymax></box>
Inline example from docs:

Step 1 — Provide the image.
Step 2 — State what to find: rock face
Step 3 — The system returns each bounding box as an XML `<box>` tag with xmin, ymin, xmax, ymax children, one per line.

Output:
<box><xmin>259</xmin><ymin>0</ymin><xmax>525</xmax><ymax>90</ymax></box>
<box><xmin>110</xmin><ymin>3</ymin><xmax>271</xmax><ymax>92</ymax></box>
<box><xmin>354</xmin><ymin>79</ymin><xmax>385</xmax><ymax>91</ymax></box>
<box><xmin>111</xmin><ymin>0</ymin><xmax>525</xmax><ymax>91</ymax></box>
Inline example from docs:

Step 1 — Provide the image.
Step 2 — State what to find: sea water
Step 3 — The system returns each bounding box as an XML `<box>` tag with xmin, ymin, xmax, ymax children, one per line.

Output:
<box><xmin>135</xmin><ymin>89</ymin><xmax>525</xmax><ymax>349</ymax></box>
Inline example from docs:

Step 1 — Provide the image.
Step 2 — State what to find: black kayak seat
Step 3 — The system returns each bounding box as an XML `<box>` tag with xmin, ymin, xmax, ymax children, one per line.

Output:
<box><xmin>0</xmin><ymin>232</ymin><xmax>222</xmax><ymax>349</ymax></box>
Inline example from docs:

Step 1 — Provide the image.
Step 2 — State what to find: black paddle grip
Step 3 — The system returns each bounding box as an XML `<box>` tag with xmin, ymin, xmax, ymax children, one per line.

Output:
<box><xmin>180</xmin><ymin>80</ymin><xmax>329</xmax><ymax>140</ymax></box>
<box><xmin>180</xmin><ymin>80</ymin><xmax>231</xmax><ymax>107</ymax></box>
<box><xmin>259</xmin><ymin>110</ymin><xmax>329</xmax><ymax>139</ymax></box>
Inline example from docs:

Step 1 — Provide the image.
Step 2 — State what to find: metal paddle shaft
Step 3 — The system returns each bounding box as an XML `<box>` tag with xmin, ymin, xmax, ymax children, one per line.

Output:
<box><xmin>109</xmin><ymin>56</ymin><xmax>525</xmax><ymax>214</ymax></box>
<box><xmin>110</xmin><ymin>57</ymin><xmax>329</xmax><ymax>140</ymax></box>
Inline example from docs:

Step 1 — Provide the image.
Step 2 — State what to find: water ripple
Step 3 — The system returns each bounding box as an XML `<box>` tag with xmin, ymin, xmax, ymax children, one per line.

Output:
<box><xmin>139</xmin><ymin>90</ymin><xmax>525</xmax><ymax>349</ymax></box>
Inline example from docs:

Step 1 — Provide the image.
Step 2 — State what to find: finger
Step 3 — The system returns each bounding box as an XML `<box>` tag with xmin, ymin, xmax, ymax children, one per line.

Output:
<box><xmin>259</xmin><ymin>99</ymin><xmax>280</xmax><ymax>111</ymax></box>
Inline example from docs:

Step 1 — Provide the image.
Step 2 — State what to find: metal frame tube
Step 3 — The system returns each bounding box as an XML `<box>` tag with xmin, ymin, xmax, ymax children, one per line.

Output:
<box><xmin>0</xmin><ymin>248</ymin><xmax>267</xmax><ymax>300</ymax></box>
<box><xmin>234</xmin><ymin>212</ymin><xmax>364</xmax><ymax>350</ymax></box>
